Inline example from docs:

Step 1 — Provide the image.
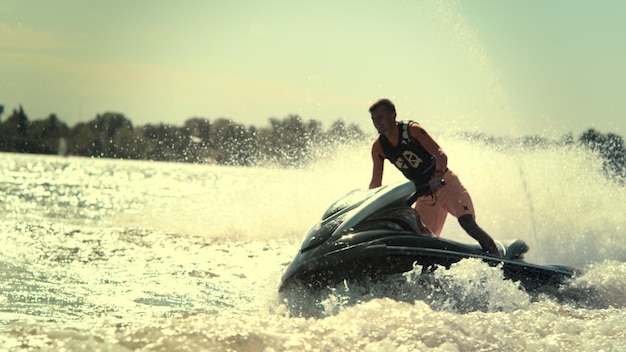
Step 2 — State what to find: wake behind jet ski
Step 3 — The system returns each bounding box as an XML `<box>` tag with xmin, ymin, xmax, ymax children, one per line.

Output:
<box><xmin>280</xmin><ymin>181</ymin><xmax>580</xmax><ymax>293</ymax></box>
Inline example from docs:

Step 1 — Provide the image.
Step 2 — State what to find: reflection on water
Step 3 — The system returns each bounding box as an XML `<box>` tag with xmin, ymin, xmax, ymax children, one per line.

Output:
<box><xmin>0</xmin><ymin>144</ymin><xmax>625</xmax><ymax>350</ymax></box>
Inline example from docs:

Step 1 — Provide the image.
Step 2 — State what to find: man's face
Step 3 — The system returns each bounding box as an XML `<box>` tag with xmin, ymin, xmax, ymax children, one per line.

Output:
<box><xmin>370</xmin><ymin>106</ymin><xmax>395</xmax><ymax>134</ymax></box>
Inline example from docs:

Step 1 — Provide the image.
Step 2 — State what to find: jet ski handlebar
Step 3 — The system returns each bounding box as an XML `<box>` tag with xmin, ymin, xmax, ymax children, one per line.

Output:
<box><xmin>407</xmin><ymin>177</ymin><xmax>445</xmax><ymax>205</ymax></box>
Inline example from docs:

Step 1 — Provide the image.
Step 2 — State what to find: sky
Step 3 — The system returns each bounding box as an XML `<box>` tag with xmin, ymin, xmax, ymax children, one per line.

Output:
<box><xmin>1</xmin><ymin>0</ymin><xmax>625</xmax><ymax>138</ymax></box>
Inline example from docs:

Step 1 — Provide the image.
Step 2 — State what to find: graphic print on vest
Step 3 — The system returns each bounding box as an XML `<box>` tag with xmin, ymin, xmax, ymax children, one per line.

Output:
<box><xmin>394</xmin><ymin>150</ymin><xmax>423</xmax><ymax>169</ymax></box>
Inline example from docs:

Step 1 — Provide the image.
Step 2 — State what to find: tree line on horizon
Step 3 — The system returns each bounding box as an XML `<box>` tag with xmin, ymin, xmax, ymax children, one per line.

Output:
<box><xmin>0</xmin><ymin>104</ymin><xmax>624</xmax><ymax>182</ymax></box>
<box><xmin>0</xmin><ymin>105</ymin><xmax>365</xmax><ymax>167</ymax></box>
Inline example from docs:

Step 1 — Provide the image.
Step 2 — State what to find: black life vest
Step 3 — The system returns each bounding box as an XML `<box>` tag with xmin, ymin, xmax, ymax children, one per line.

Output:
<box><xmin>379</xmin><ymin>121</ymin><xmax>436</xmax><ymax>186</ymax></box>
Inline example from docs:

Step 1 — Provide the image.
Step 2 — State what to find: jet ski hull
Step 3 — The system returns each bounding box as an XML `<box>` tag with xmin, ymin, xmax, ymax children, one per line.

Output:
<box><xmin>280</xmin><ymin>181</ymin><xmax>580</xmax><ymax>293</ymax></box>
<box><xmin>280</xmin><ymin>234</ymin><xmax>578</xmax><ymax>292</ymax></box>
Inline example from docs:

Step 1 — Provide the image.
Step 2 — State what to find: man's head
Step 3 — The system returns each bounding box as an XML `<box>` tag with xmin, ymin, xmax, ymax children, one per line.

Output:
<box><xmin>369</xmin><ymin>98</ymin><xmax>397</xmax><ymax>134</ymax></box>
<box><xmin>369</xmin><ymin>98</ymin><xmax>396</xmax><ymax>115</ymax></box>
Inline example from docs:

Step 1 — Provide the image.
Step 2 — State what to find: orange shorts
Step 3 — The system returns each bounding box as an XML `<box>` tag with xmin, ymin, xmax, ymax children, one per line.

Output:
<box><xmin>414</xmin><ymin>169</ymin><xmax>475</xmax><ymax>236</ymax></box>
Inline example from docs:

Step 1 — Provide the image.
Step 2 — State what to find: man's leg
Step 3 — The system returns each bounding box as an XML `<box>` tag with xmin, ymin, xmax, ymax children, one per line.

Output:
<box><xmin>458</xmin><ymin>214</ymin><xmax>500</xmax><ymax>256</ymax></box>
<box><xmin>414</xmin><ymin>211</ymin><xmax>435</xmax><ymax>236</ymax></box>
<box><xmin>437</xmin><ymin>170</ymin><xmax>499</xmax><ymax>255</ymax></box>
<box><xmin>414</xmin><ymin>197</ymin><xmax>447</xmax><ymax>237</ymax></box>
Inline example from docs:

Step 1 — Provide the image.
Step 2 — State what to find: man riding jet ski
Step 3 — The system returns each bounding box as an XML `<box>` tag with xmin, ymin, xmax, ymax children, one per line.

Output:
<box><xmin>279</xmin><ymin>181</ymin><xmax>579</xmax><ymax>293</ymax></box>
<box><xmin>368</xmin><ymin>98</ymin><xmax>500</xmax><ymax>256</ymax></box>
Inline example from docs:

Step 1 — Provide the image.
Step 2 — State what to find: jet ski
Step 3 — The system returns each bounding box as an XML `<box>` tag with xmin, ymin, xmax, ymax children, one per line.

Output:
<box><xmin>280</xmin><ymin>181</ymin><xmax>580</xmax><ymax>293</ymax></box>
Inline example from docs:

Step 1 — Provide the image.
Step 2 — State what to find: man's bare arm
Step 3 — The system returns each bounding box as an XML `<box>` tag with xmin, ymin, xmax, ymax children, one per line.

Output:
<box><xmin>369</xmin><ymin>140</ymin><xmax>385</xmax><ymax>189</ymax></box>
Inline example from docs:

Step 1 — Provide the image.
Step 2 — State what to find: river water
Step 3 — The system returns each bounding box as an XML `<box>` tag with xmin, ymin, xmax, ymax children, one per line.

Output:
<box><xmin>0</xmin><ymin>137</ymin><xmax>625</xmax><ymax>351</ymax></box>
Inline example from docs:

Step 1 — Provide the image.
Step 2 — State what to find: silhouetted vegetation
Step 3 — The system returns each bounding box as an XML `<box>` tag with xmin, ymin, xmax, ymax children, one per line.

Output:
<box><xmin>578</xmin><ymin>129</ymin><xmax>626</xmax><ymax>182</ymax></box>
<box><xmin>0</xmin><ymin>105</ymin><xmax>624</xmax><ymax>182</ymax></box>
<box><xmin>0</xmin><ymin>106</ymin><xmax>365</xmax><ymax>168</ymax></box>
<box><xmin>458</xmin><ymin>129</ymin><xmax>625</xmax><ymax>183</ymax></box>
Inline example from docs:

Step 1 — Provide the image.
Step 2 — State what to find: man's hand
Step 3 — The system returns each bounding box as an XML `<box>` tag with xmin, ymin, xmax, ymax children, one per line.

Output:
<box><xmin>428</xmin><ymin>175</ymin><xmax>445</xmax><ymax>193</ymax></box>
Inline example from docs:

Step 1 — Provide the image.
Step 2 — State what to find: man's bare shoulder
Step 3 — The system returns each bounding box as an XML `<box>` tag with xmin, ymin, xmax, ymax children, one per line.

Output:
<box><xmin>371</xmin><ymin>137</ymin><xmax>385</xmax><ymax>158</ymax></box>
<box><xmin>407</xmin><ymin>121</ymin><xmax>428</xmax><ymax>134</ymax></box>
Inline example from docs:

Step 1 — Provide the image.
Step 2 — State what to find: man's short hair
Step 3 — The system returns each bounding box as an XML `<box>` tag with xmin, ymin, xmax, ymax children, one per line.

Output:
<box><xmin>369</xmin><ymin>99</ymin><xmax>396</xmax><ymax>114</ymax></box>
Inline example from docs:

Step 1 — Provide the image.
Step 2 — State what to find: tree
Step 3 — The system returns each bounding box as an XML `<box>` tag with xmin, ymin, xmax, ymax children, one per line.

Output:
<box><xmin>4</xmin><ymin>106</ymin><xmax>28</xmax><ymax>137</ymax></box>
<box><xmin>0</xmin><ymin>106</ymin><xmax>31</xmax><ymax>152</ymax></box>
<box><xmin>579</xmin><ymin>129</ymin><xmax>625</xmax><ymax>182</ymax></box>
<box><xmin>325</xmin><ymin>119</ymin><xmax>365</xmax><ymax>146</ymax></box>
<box><xmin>209</xmin><ymin>118</ymin><xmax>257</xmax><ymax>166</ymax></box>
<box><xmin>27</xmin><ymin>114</ymin><xmax>69</xmax><ymax>154</ymax></box>
<box><xmin>184</xmin><ymin>117</ymin><xmax>212</xmax><ymax>145</ymax></box>
<box><xmin>91</xmin><ymin>112</ymin><xmax>134</xmax><ymax>158</ymax></box>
